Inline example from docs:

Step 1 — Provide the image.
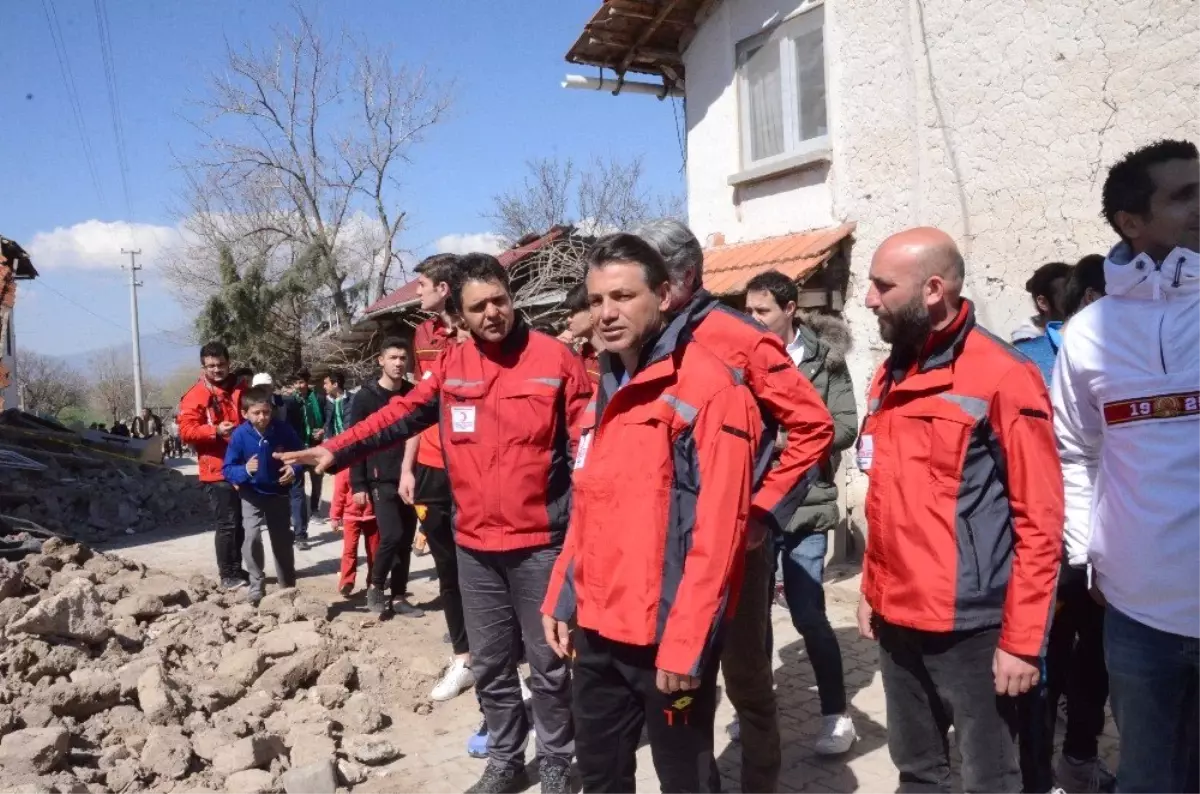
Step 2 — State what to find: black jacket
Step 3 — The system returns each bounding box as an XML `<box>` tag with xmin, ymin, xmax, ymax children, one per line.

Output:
<box><xmin>347</xmin><ymin>379</ymin><xmax>414</xmax><ymax>491</ymax></box>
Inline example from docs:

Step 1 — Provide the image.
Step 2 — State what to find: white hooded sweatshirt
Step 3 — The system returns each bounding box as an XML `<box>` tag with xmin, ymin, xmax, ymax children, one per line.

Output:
<box><xmin>1051</xmin><ymin>242</ymin><xmax>1199</xmax><ymax>638</ymax></box>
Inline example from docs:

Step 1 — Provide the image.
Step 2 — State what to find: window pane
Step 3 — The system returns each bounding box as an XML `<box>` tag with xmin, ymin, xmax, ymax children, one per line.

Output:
<box><xmin>794</xmin><ymin>27</ymin><xmax>827</xmax><ymax>141</ymax></box>
<box><xmin>743</xmin><ymin>43</ymin><xmax>784</xmax><ymax>161</ymax></box>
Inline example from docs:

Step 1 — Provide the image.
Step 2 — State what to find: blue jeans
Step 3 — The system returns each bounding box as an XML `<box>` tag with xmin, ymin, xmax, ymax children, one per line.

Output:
<box><xmin>289</xmin><ymin>469</ymin><xmax>323</xmax><ymax>538</ymax></box>
<box><xmin>1105</xmin><ymin>606</ymin><xmax>1199</xmax><ymax>793</ymax></box>
<box><xmin>776</xmin><ymin>530</ymin><xmax>847</xmax><ymax>715</ymax></box>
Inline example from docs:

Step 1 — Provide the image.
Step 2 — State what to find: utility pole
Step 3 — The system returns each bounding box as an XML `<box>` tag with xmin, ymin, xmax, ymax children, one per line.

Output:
<box><xmin>122</xmin><ymin>249</ymin><xmax>144</xmax><ymax>418</ymax></box>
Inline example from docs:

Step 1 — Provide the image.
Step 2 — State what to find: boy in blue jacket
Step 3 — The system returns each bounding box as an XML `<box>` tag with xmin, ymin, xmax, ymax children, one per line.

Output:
<box><xmin>223</xmin><ymin>385</ymin><xmax>304</xmax><ymax>604</ymax></box>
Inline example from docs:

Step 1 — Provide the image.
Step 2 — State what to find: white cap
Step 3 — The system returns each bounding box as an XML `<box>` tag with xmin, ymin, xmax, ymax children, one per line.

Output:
<box><xmin>251</xmin><ymin>373</ymin><xmax>274</xmax><ymax>387</ymax></box>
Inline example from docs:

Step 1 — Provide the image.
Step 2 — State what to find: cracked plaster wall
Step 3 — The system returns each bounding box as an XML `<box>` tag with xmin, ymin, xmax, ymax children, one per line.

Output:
<box><xmin>684</xmin><ymin>0</ymin><xmax>1200</xmax><ymax>549</ymax></box>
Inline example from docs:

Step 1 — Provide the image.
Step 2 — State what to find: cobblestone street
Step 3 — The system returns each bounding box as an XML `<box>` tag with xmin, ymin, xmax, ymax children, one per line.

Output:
<box><xmin>345</xmin><ymin>558</ymin><xmax>1120</xmax><ymax>793</ymax></box>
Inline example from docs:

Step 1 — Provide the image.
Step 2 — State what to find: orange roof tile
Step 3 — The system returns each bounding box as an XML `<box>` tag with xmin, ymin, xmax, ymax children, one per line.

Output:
<box><xmin>702</xmin><ymin>223</ymin><xmax>855</xmax><ymax>296</ymax></box>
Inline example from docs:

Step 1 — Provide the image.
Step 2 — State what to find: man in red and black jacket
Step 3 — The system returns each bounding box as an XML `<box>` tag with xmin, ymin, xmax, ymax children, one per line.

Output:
<box><xmin>177</xmin><ymin>341</ymin><xmax>247</xmax><ymax>589</ymax></box>
<box><xmin>542</xmin><ymin>234</ymin><xmax>761</xmax><ymax>793</ymax></box>
<box><xmin>281</xmin><ymin>253</ymin><xmax>592</xmax><ymax>794</ymax></box>
<box><xmin>637</xmin><ymin>219</ymin><xmax>835</xmax><ymax>791</ymax></box>
<box><xmin>857</xmin><ymin>227</ymin><xmax>1063</xmax><ymax>792</ymax></box>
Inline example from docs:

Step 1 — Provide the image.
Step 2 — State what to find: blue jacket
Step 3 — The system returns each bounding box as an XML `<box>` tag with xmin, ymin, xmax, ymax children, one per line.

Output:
<box><xmin>1013</xmin><ymin>321</ymin><xmax>1063</xmax><ymax>385</ymax></box>
<box><xmin>222</xmin><ymin>419</ymin><xmax>304</xmax><ymax>496</ymax></box>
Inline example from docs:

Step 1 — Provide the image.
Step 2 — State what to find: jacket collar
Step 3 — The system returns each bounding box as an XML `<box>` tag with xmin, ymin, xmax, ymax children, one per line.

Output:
<box><xmin>887</xmin><ymin>299</ymin><xmax>975</xmax><ymax>387</ymax></box>
<box><xmin>1104</xmin><ymin>243</ymin><xmax>1198</xmax><ymax>300</ymax></box>
<box><xmin>474</xmin><ymin>317</ymin><xmax>530</xmax><ymax>361</ymax></box>
<box><xmin>597</xmin><ymin>304</ymin><xmax>694</xmax><ymax>412</ymax></box>
<box><xmin>794</xmin><ymin>323</ymin><xmax>824</xmax><ymax>366</ymax></box>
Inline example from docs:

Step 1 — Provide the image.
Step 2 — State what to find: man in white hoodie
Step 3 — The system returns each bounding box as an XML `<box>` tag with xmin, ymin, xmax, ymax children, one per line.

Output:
<box><xmin>1051</xmin><ymin>139</ymin><xmax>1199</xmax><ymax>794</ymax></box>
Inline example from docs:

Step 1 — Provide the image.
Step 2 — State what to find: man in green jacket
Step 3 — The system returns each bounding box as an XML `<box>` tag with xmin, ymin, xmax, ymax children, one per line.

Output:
<box><xmin>745</xmin><ymin>270</ymin><xmax>860</xmax><ymax>756</ymax></box>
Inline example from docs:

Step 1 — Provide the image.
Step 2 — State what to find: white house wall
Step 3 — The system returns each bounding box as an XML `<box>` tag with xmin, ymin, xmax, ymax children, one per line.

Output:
<box><xmin>683</xmin><ymin>0</ymin><xmax>1200</xmax><ymax>551</ymax></box>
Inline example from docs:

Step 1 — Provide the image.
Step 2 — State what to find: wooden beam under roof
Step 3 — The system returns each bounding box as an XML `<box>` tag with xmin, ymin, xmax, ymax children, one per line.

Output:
<box><xmin>617</xmin><ymin>0</ymin><xmax>683</xmax><ymax>75</ymax></box>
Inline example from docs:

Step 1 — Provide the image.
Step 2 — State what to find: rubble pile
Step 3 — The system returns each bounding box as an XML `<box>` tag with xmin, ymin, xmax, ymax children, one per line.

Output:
<box><xmin>0</xmin><ymin>536</ymin><xmax>405</xmax><ymax>794</ymax></box>
<box><xmin>0</xmin><ymin>418</ymin><xmax>209</xmax><ymax>544</ymax></box>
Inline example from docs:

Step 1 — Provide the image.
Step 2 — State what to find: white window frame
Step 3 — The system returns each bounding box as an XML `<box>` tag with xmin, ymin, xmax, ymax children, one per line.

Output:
<box><xmin>733</xmin><ymin>3</ymin><xmax>829</xmax><ymax>183</ymax></box>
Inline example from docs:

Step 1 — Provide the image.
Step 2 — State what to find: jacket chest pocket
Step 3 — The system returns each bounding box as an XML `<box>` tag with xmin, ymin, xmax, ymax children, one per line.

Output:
<box><xmin>443</xmin><ymin>383</ymin><xmax>488</xmax><ymax>445</ymax></box>
<box><xmin>497</xmin><ymin>381</ymin><xmax>560</xmax><ymax>447</ymax></box>
<box><xmin>893</xmin><ymin>403</ymin><xmax>977</xmax><ymax>493</ymax></box>
<box><xmin>608</xmin><ymin>405</ymin><xmax>677</xmax><ymax>490</ymax></box>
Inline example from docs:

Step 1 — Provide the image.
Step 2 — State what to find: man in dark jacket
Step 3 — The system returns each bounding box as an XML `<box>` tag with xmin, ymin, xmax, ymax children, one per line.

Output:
<box><xmin>284</xmin><ymin>368</ymin><xmax>325</xmax><ymax>546</ymax></box>
<box><xmin>745</xmin><ymin>269</ymin><xmax>859</xmax><ymax>755</ymax></box>
<box><xmin>131</xmin><ymin>407</ymin><xmax>163</xmax><ymax>438</ymax></box>
<box><xmin>345</xmin><ymin>341</ymin><xmax>422</xmax><ymax>617</ymax></box>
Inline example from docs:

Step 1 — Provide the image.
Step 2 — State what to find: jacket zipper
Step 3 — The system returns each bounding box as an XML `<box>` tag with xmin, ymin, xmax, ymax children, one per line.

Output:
<box><xmin>1159</xmin><ymin>314</ymin><xmax>1169</xmax><ymax>375</ymax></box>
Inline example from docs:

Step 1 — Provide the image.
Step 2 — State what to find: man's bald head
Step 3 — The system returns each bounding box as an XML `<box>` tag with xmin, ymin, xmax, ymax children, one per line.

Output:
<box><xmin>866</xmin><ymin>227</ymin><xmax>966</xmax><ymax>351</ymax></box>
<box><xmin>874</xmin><ymin>227</ymin><xmax>965</xmax><ymax>295</ymax></box>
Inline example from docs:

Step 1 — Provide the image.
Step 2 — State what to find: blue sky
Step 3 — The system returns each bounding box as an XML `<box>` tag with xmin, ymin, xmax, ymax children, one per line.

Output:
<box><xmin>1</xmin><ymin>0</ymin><xmax>685</xmax><ymax>358</ymax></box>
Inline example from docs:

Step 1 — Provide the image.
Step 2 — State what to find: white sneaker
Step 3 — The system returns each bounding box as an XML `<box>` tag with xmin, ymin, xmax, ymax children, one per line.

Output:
<box><xmin>813</xmin><ymin>713</ymin><xmax>857</xmax><ymax>756</ymax></box>
<box><xmin>726</xmin><ymin>716</ymin><xmax>741</xmax><ymax>743</ymax></box>
<box><xmin>430</xmin><ymin>657</ymin><xmax>475</xmax><ymax>702</ymax></box>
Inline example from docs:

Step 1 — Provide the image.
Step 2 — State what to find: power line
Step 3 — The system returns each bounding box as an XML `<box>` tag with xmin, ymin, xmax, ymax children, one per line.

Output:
<box><xmin>93</xmin><ymin>0</ymin><xmax>135</xmax><ymax>241</ymax></box>
<box><xmin>39</xmin><ymin>0</ymin><xmax>108</xmax><ymax>209</ymax></box>
<box><xmin>33</xmin><ymin>280</ymin><xmax>128</xmax><ymax>332</ymax></box>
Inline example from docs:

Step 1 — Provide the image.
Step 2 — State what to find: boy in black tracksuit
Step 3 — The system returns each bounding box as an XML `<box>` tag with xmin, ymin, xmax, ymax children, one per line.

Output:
<box><xmin>346</xmin><ymin>347</ymin><xmax>421</xmax><ymax>616</ymax></box>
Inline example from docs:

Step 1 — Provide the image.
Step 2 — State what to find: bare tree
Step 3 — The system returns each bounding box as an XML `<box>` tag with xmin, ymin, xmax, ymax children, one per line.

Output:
<box><xmin>486</xmin><ymin>155</ymin><xmax>685</xmax><ymax>244</ymax></box>
<box><xmin>165</xmin><ymin>9</ymin><xmax>453</xmax><ymax>326</ymax></box>
<box><xmin>487</xmin><ymin>157</ymin><xmax>576</xmax><ymax>243</ymax></box>
<box><xmin>89</xmin><ymin>350</ymin><xmax>135</xmax><ymax>425</ymax></box>
<box><xmin>16</xmin><ymin>351</ymin><xmax>87</xmax><ymax>417</ymax></box>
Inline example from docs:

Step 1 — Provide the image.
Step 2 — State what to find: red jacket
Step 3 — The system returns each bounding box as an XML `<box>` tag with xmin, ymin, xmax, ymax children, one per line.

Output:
<box><xmin>413</xmin><ymin>316</ymin><xmax>457</xmax><ymax>470</ymax></box>
<box><xmin>178</xmin><ymin>377</ymin><xmax>243</xmax><ymax>483</ymax></box>
<box><xmin>324</xmin><ymin>323</ymin><xmax>593</xmax><ymax>552</ymax></box>
<box><xmin>330</xmin><ymin>469</ymin><xmax>375</xmax><ymax>524</ymax></box>
<box><xmin>860</xmin><ymin>301</ymin><xmax>1063</xmax><ymax>657</ymax></box>
<box><xmin>679</xmin><ymin>292</ymin><xmax>834</xmax><ymax>531</ymax></box>
<box><xmin>543</xmin><ymin>316</ymin><xmax>762</xmax><ymax>676</ymax></box>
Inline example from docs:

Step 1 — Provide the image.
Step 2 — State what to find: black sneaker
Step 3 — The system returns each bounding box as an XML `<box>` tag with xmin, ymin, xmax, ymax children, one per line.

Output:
<box><xmin>465</xmin><ymin>762</ymin><xmax>529</xmax><ymax>794</ymax></box>
<box><xmin>539</xmin><ymin>759</ymin><xmax>571</xmax><ymax>794</ymax></box>
<box><xmin>365</xmin><ymin>587</ymin><xmax>386</xmax><ymax>616</ymax></box>
<box><xmin>221</xmin><ymin>576</ymin><xmax>247</xmax><ymax>590</ymax></box>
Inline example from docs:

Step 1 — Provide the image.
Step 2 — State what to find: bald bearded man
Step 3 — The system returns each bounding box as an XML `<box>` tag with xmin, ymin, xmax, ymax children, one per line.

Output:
<box><xmin>855</xmin><ymin>228</ymin><xmax>1064</xmax><ymax>792</ymax></box>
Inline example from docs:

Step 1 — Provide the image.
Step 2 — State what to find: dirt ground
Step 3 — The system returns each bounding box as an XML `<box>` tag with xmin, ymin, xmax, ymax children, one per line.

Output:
<box><xmin>96</xmin><ymin>461</ymin><xmax>1120</xmax><ymax>793</ymax></box>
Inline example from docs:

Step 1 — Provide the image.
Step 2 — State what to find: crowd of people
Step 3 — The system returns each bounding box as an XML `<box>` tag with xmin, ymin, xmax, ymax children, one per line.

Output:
<box><xmin>176</xmin><ymin>139</ymin><xmax>1197</xmax><ymax>794</ymax></box>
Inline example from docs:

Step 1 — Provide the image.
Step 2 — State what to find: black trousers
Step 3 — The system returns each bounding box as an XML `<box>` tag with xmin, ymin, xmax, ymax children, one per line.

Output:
<box><xmin>369</xmin><ymin>482</ymin><xmax>418</xmax><ymax>596</ymax></box>
<box><xmin>878</xmin><ymin>622</ymin><xmax>1022</xmax><ymax>793</ymax></box>
<box><xmin>573</xmin><ymin>627</ymin><xmax>723</xmax><ymax>793</ymax></box>
<box><xmin>203</xmin><ymin>481</ymin><xmax>244</xmax><ymax>580</ymax></box>
<box><xmin>415</xmin><ymin>463</ymin><xmax>468</xmax><ymax>655</ymax></box>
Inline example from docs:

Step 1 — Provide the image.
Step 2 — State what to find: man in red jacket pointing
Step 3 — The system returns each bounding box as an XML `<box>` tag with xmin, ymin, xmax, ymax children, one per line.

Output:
<box><xmin>542</xmin><ymin>233</ymin><xmax>761</xmax><ymax>793</ymax></box>
<box><xmin>280</xmin><ymin>253</ymin><xmax>592</xmax><ymax>794</ymax></box>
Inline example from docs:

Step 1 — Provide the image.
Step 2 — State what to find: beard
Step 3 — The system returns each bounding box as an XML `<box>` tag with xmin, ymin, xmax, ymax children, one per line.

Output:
<box><xmin>878</xmin><ymin>296</ymin><xmax>932</xmax><ymax>354</ymax></box>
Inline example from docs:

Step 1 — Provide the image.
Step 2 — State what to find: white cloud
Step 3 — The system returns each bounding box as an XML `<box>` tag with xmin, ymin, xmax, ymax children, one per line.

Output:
<box><xmin>433</xmin><ymin>232</ymin><xmax>507</xmax><ymax>256</ymax></box>
<box><xmin>28</xmin><ymin>220</ymin><xmax>184</xmax><ymax>272</ymax></box>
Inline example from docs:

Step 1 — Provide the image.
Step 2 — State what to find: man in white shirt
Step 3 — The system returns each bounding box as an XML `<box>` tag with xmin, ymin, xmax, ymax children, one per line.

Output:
<box><xmin>1051</xmin><ymin>139</ymin><xmax>1199</xmax><ymax>794</ymax></box>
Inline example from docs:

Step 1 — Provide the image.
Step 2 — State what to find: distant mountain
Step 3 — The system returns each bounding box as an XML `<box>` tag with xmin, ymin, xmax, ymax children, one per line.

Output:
<box><xmin>57</xmin><ymin>330</ymin><xmax>198</xmax><ymax>380</ymax></box>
